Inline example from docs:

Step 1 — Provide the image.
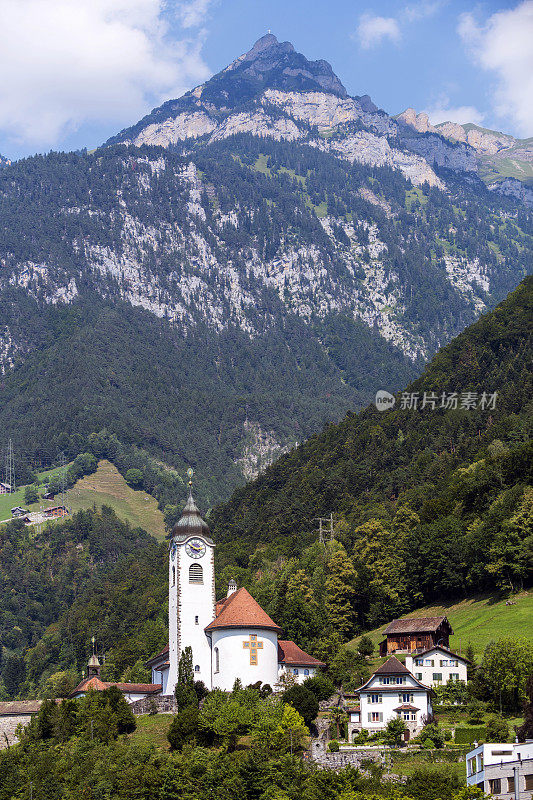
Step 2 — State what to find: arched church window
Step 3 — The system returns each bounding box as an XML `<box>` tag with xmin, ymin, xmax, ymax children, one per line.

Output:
<box><xmin>194</xmin><ymin>665</ymin><xmax>200</xmax><ymax>672</ymax></box>
<box><xmin>214</xmin><ymin>647</ymin><xmax>219</xmax><ymax>673</ymax></box>
<box><xmin>189</xmin><ymin>563</ymin><xmax>203</xmax><ymax>584</ymax></box>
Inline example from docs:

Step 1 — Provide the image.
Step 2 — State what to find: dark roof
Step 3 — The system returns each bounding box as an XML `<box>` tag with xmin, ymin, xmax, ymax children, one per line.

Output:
<box><xmin>411</xmin><ymin>645</ymin><xmax>470</xmax><ymax>663</ymax></box>
<box><xmin>278</xmin><ymin>640</ymin><xmax>325</xmax><ymax>667</ymax></box>
<box><xmin>374</xmin><ymin>656</ymin><xmax>410</xmax><ymax>675</ymax></box>
<box><xmin>383</xmin><ymin>617</ymin><xmax>452</xmax><ymax>635</ymax></box>
<box><xmin>145</xmin><ymin>644</ymin><xmax>169</xmax><ymax>667</ymax></box>
<box><xmin>205</xmin><ymin>587</ymin><xmax>282</xmax><ymax>633</ymax></box>
<box><xmin>0</xmin><ymin>701</ymin><xmax>42</xmax><ymax>715</ymax></box>
<box><xmin>170</xmin><ymin>491</ymin><xmax>213</xmax><ymax>543</ymax></box>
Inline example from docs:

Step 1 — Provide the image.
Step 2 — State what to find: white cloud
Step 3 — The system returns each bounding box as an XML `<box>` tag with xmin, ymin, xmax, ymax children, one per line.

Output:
<box><xmin>178</xmin><ymin>0</ymin><xmax>213</xmax><ymax>29</ymax></box>
<box><xmin>357</xmin><ymin>14</ymin><xmax>402</xmax><ymax>49</ymax></box>
<box><xmin>0</xmin><ymin>0</ymin><xmax>211</xmax><ymax>147</ymax></box>
<box><xmin>404</xmin><ymin>0</ymin><xmax>444</xmax><ymax>23</ymax></box>
<box><xmin>424</xmin><ymin>95</ymin><xmax>485</xmax><ymax>125</ymax></box>
<box><xmin>458</xmin><ymin>1</ymin><xmax>533</xmax><ymax>136</ymax></box>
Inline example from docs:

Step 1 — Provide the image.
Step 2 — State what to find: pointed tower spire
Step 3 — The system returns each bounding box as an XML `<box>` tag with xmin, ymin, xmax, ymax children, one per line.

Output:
<box><xmin>169</xmin><ymin>469</ymin><xmax>213</xmax><ymax>543</ymax></box>
<box><xmin>87</xmin><ymin>636</ymin><xmax>101</xmax><ymax>678</ymax></box>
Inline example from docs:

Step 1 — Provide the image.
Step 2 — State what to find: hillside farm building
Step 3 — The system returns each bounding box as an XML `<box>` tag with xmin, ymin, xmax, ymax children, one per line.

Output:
<box><xmin>379</xmin><ymin>617</ymin><xmax>453</xmax><ymax>656</ymax></box>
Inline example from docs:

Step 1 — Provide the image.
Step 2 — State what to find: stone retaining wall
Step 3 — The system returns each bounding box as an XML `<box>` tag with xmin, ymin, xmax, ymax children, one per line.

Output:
<box><xmin>129</xmin><ymin>695</ymin><xmax>178</xmax><ymax>715</ymax></box>
<box><xmin>0</xmin><ymin>714</ymin><xmax>34</xmax><ymax>749</ymax></box>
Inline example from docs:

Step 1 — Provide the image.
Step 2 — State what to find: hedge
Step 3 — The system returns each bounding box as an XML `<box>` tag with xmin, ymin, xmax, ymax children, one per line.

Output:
<box><xmin>454</xmin><ymin>726</ymin><xmax>486</xmax><ymax>745</ymax></box>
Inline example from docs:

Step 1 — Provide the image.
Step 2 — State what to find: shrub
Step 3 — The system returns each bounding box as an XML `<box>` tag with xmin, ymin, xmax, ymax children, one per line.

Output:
<box><xmin>282</xmin><ymin>685</ymin><xmax>318</xmax><ymax>727</ymax></box>
<box><xmin>417</xmin><ymin>722</ymin><xmax>445</xmax><ymax>749</ymax></box>
<box><xmin>125</xmin><ymin>468</ymin><xmax>143</xmax><ymax>488</ymax></box>
<box><xmin>357</xmin><ymin>635</ymin><xmax>374</xmax><ymax>658</ymax></box>
<box><xmin>303</xmin><ymin>674</ymin><xmax>335</xmax><ymax>701</ymax></box>
<box><xmin>168</xmin><ymin>706</ymin><xmax>200</xmax><ymax>751</ymax></box>
<box><xmin>328</xmin><ymin>739</ymin><xmax>339</xmax><ymax>752</ymax></box>
<box><xmin>423</xmin><ymin>738</ymin><xmax>435</xmax><ymax>749</ymax></box>
<box><xmin>486</xmin><ymin>716</ymin><xmax>509</xmax><ymax>742</ymax></box>
<box><xmin>466</xmin><ymin>700</ymin><xmax>485</xmax><ymax>725</ymax></box>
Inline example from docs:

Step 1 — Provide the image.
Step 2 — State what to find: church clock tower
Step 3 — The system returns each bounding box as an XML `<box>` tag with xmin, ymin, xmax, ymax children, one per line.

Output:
<box><xmin>167</xmin><ymin>474</ymin><xmax>215</xmax><ymax>694</ymax></box>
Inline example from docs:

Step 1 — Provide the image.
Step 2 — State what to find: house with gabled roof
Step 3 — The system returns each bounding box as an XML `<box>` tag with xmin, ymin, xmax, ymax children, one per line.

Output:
<box><xmin>378</xmin><ymin>616</ymin><xmax>453</xmax><ymax>656</ymax></box>
<box><xmin>405</xmin><ymin>644</ymin><xmax>469</xmax><ymax>687</ymax></box>
<box><xmin>350</xmin><ymin>656</ymin><xmax>433</xmax><ymax>741</ymax></box>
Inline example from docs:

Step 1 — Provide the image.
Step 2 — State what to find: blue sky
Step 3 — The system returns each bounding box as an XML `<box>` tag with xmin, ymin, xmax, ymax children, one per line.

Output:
<box><xmin>0</xmin><ymin>0</ymin><xmax>531</xmax><ymax>161</ymax></box>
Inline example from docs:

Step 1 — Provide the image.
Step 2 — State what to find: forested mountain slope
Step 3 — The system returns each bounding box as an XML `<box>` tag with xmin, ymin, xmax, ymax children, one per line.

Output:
<box><xmin>210</xmin><ymin>278</ymin><xmax>532</xmax><ymax>642</ymax></box>
<box><xmin>0</xmin><ymin>36</ymin><xmax>531</xmax><ymax>503</ymax></box>
<box><xmin>5</xmin><ymin>279</ymin><xmax>530</xmax><ymax>700</ymax></box>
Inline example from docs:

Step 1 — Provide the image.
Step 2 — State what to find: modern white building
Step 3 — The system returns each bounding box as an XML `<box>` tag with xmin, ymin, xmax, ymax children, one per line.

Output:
<box><xmin>405</xmin><ymin>645</ymin><xmax>468</xmax><ymax>687</ymax></box>
<box><xmin>146</xmin><ymin>489</ymin><xmax>324</xmax><ymax>694</ymax></box>
<box><xmin>466</xmin><ymin>741</ymin><xmax>533</xmax><ymax>798</ymax></box>
<box><xmin>351</xmin><ymin>656</ymin><xmax>433</xmax><ymax>741</ymax></box>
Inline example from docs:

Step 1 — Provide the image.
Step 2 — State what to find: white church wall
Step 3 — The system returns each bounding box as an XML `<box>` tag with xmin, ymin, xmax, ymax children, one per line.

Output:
<box><xmin>211</xmin><ymin>628</ymin><xmax>279</xmax><ymax>691</ymax></box>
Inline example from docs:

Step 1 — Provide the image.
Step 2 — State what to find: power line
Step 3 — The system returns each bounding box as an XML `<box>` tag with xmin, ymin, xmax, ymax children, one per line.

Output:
<box><xmin>314</xmin><ymin>513</ymin><xmax>337</xmax><ymax>544</ymax></box>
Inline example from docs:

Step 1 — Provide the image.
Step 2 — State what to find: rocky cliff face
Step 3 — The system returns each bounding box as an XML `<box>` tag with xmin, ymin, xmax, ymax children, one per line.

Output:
<box><xmin>0</xmin><ymin>36</ymin><xmax>530</xmax><ymax>496</ymax></box>
<box><xmin>397</xmin><ymin>108</ymin><xmax>533</xmax><ymax>198</ymax></box>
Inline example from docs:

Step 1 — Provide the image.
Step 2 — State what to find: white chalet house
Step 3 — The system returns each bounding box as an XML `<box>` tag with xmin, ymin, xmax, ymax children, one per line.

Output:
<box><xmin>405</xmin><ymin>645</ymin><xmax>468</xmax><ymax>687</ymax></box>
<box><xmin>352</xmin><ymin>656</ymin><xmax>433</xmax><ymax>741</ymax></box>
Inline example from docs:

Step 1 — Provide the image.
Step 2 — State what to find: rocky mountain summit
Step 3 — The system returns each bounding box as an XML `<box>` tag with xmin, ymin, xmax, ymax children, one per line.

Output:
<box><xmin>0</xmin><ymin>154</ymin><xmax>11</xmax><ymax>169</ymax></box>
<box><xmin>109</xmin><ymin>34</ymin><xmax>475</xmax><ymax>189</ymax></box>
<box><xmin>0</xmin><ymin>35</ymin><xmax>531</xmax><ymax>501</ymax></box>
<box><xmin>110</xmin><ymin>34</ymin><xmax>531</xmax><ymax>202</ymax></box>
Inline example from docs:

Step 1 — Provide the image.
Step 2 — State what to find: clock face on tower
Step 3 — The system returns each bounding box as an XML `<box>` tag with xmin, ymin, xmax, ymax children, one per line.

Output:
<box><xmin>185</xmin><ymin>538</ymin><xmax>206</xmax><ymax>559</ymax></box>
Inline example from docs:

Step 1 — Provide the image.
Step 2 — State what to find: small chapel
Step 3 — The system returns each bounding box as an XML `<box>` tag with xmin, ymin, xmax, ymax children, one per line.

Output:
<box><xmin>145</xmin><ymin>488</ymin><xmax>324</xmax><ymax>695</ymax></box>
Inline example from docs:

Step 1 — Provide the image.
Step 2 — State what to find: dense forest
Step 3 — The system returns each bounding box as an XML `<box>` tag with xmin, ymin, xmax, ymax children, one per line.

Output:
<box><xmin>0</xmin><ymin>132</ymin><xmax>531</xmax><ymax>502</ymax></box>
<box><xmin>0</xmin><ymin>278</ymin><xmax>530</xmax><ymax>701</ymax></box>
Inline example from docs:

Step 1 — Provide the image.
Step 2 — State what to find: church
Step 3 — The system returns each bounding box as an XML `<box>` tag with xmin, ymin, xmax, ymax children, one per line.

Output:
<box><xmin>145</xmin><ymin>487</ymin><xmax>324</xmax><ymax>694</ymax></box>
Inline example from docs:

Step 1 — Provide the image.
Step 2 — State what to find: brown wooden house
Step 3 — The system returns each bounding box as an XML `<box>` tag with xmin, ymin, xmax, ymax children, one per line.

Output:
<box><xmin>378</xmin><ymin>617</ymin><xmax>453</xmax><ymax>656</ymax></box>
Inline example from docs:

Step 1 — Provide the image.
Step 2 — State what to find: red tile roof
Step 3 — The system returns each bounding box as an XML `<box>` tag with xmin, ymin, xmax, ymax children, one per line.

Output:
<box><xmin>278</xmin><ymin>640</ymin><xmax>325</xmax><ymax>667</ymax></box>
<box><xmin>69</xmin><ymin>677</ymin><xmax>161</xmax><ymax>697</ymax></box>
<box><xmin>394</xmin><ymin>704</ymin><xmax>420</xmax><ymax>712</ymax></box>
<box><xmin>205</xmin><ymin>587</ymin><xmax>282</xmax><ymax>633</ymax></box>
<box><xmin>384</xmin><ymin>617</ymin><xmax>452</xmax><ymax>635</ymax></box>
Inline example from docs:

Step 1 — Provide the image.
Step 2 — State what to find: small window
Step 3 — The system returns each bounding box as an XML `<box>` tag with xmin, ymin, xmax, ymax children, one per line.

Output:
<box><xmin>489</xmin><ymin>778</ymin><xmax>501</xmax><ymax>794</ymax></box>
<box><xmin>214</xmin><ymin>647</ymin><xmax>219</xmax><ymax>673</ymax></box>
<box><xmin>433</xmin><ymin>673</ymin><xmax>443</xmax><ymax>683</ymax></box>
<box><xmin>370</xmin><ymin>693</ymin><xmax>382</xmax><ymax>704</ymax></box>
<box><xmin>381</xmin><ymin>677</ymin><xmax>390</xmax><ymax>684</ymax></box>
<box><xmin>195</xmin><ymin>615</ymin><xmax>199</xmax><ymax>625</ymax></box>
<box><xmin>415</xmin><ymin>673</ymin><xmax>422</xmax><ymax>680</ymax></box>
<box><xmin>304</xmin><ymin>669</ymin><xmax>309</xmax><ymax>676</ymax></box>
<box><xmin>401</xmin><ymin>693</ymin><xmax>413</xmax><ymax>703</ymax></box>
<box><xmin>293</xmin><ymin>669</ymin><xmax>299</xmax><ymax>676</ymax></box>
<box><xmin>172</xmin><ymin>566</ymin><xmax>176</xmax><ymax>586</ymax></box>
<box><xmin>189</xmin><ymin>563</ymin><xmax>203</xmax><ymax>583</ymax></box>
<box><xmin>396</xmin><ymin>677</ymin><xmax>405</xmax><ymax>684</ymax></box>
<box><xmin>410</xmin><ymin>713</ymin><xmax>416</xmax><ymax>721</ymax></box>
<box><xmin>450</xmin><ymin>673</ymin><xmax>459</xmax><ymax>681</ymax></box>
<box><xmin>507</xmin><ymin>776</ymin><xmax>515</xmax><ymax>792</ymax></box>
<box><xmin>525</xmin><ymin>775</ymin><xmax>533</xmax><ymax>791</ymax></box>
<box><xmin>194</xmin><ymin>665</ymin><xmax>200</xmax><ymax>673</ymax></box>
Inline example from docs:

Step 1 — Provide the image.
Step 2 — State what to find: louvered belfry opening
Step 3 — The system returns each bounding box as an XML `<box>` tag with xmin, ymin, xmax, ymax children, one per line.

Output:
<box><xmin>189</xmin><ymin>563</ymin><xmax>203</xmax><ymax>584</ymax></box>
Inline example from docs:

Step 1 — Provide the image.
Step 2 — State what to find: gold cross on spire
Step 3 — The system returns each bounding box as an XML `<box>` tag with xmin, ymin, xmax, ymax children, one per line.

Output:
<box><xmin>243</xmin><ymin>633</ymin><xmax>263</xmax><ymax>665</ymax></box>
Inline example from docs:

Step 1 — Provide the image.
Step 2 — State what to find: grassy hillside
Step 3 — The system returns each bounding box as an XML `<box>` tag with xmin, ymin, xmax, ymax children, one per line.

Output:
<box><xmin>66</xmin><ymin>460</ymin><xmax>166</xmax><ymax>540</ymax></box>
<box><xmin>349</xmin><ymin>591</ymin><xmax>533</xmax><ymax>658</ymax></box>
